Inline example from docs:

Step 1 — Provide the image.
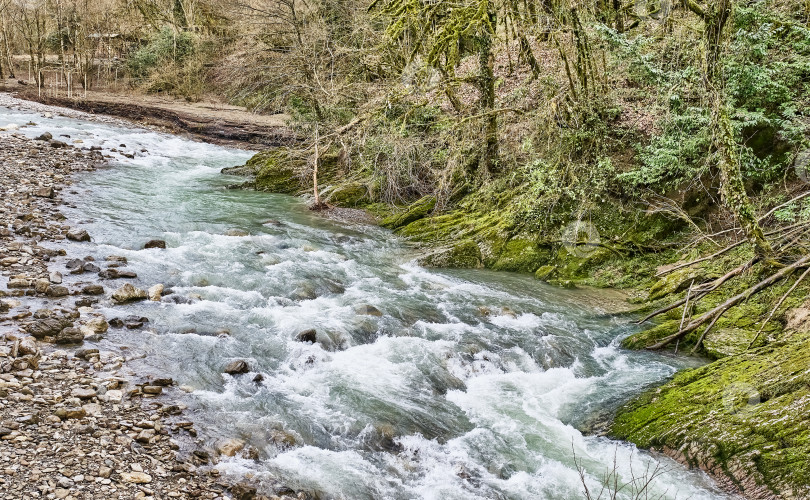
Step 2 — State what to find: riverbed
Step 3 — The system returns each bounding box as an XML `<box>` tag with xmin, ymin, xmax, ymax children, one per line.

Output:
<box><xmin>1</xmin><ymin>97</ymin><xmax>732</xmax><ymax>499</ymax></box>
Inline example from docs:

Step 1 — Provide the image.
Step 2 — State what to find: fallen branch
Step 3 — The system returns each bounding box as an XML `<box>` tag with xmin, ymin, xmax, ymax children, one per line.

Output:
<box><xmin>637</xmin><ymin>259</ymin><xmax>756</xmax><ymax>324</ymax></box>
<box><xmin>747</xmin><ymin>266</ymin><xmax>810</xmax><ymax>349</ymax></box>
<box><xmin>647</xmin><ymin>254</ymin><xmax>810</xmax><ymax>350</ymax></box>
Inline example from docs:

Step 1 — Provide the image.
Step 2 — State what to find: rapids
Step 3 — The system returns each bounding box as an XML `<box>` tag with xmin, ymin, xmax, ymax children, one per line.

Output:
<box><xmin>1</xmin><ymin>99</ymin><xmax>733</xmax><ymax>499</ymax></box>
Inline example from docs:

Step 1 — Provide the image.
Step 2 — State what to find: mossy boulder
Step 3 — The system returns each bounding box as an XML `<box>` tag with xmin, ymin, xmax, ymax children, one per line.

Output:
<box><xmin>620</xmin><ymin>319</ymin><xmax>682</xmax><ymax>350</ymax></box>
<box><xmin>534</xmin><ymin>265</ymin><xmax>557</xmax><ymax>281</ymax></box>
<box><xmin>648</xmin><ymin>268</ymin><xmax>707</xmax><ymax>301</ymax></box>
<box><xmin>324</xmin><ymin>182</ymin><xmax>370</xmax><ymax>207</ymax></box>
<box><xmin>417</xmin><ymin>240</ymin><xmax>482</xmax><ymax>268</ymax></box>
<box><xmin>611</xmin><ymin>334</ymin><xmax>810</xmax><ymax>499</ymax></box>
<box><xmin>230</xmin><ymin>148</ymin><xmax>306</xmax><ymax>194</ymax></box>
<box><xmin>381</xmin><ymin>196</ymin><xmax>437</xmax><ymax>230</ymax></box>
<box><xmin>488</xmin><ymin>238</ymin><xmax>550</xmax><ymax>273</ymax></box>
<box><xmin>702</xmin><ymin>328</ymin><xmax>758</xmax><ymax>359</ymax></box>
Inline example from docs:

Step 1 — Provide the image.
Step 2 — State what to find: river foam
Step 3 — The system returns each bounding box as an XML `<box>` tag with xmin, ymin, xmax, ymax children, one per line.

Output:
<box><xmin>1</xmin><ymin>97</ymin><xmax>734</xmax><ymax>499</ymax></box>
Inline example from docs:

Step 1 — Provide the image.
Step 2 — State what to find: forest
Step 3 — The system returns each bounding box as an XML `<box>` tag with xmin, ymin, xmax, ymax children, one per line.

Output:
<box><xmin>1</xmin><ymin>0</ymin><xmax>810</xmax><ymax>498</ymax></box>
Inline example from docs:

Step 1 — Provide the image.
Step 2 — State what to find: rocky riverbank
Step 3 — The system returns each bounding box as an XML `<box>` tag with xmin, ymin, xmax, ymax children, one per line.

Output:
<box><xmin>0</xmin><ymin>126</ymin><xmax>297</xmax><ymax>499</ymax></box>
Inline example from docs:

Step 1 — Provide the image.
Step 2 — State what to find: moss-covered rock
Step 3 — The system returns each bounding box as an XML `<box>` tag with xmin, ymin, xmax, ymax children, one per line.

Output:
<box><xmin>611</xmin><ymin>334</ymin><xmax>810</xmax><ymax>499</ymax></box>
<box><xmin>250</xmin><ymin>148</ymin><xmax>305</xmax><ymax>194</ymax></box>
<box><xmin>381</xmin><ymin>196</ymin><xmax>437</xmax><ymax>230</ymax></box>
<box><xmin>490</xmin><ymin>238</ymin><xmax>551</xmax><ymax>273</ymax></box>
<box><xmin>648</xmin><ymin>268</ymin><xmax>709</xmax><ymax>301</ymax></box>
<box><xmin>702</xmin><ymin>327</ymin><xmax>758</xmax><ymax>359</ymax></box>
<box><xmin>324</xmin><ymin>182</ymin><xmax>370</xmax><ymax>207</ymax></box>
<box><xmin>417</xmin><ymin>239</ymin><xmax>482</xmax><ymax>268</ymax></box>
<box><xmin>534</xmin><ymin>265</ymin><xmax>557</xmax><ymax>281</ymax></box>
<box><xmin>620</xmin><ymin>319</ymin><xmax>682</xmax><ymax>350</ymax></box>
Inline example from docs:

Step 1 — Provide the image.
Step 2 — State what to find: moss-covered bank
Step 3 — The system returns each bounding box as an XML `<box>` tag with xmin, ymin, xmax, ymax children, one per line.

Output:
<box><xmin>612</xmin><ymin>333</ymin><xmax>810</xmax><ymax>499</ymax></box>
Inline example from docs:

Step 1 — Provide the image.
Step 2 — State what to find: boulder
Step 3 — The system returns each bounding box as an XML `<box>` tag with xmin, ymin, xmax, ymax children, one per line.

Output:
<box><xmin>17</xmin><ymin>337</ymin><xmax>39</xmax><ymax>356</ymax></box>
<box><xmin>27</xmin><ymin>317</ymin><xmax>73</xmax><ymax>339</ymax></box>
<box><xmin>380</xmin><ymin>196</ymin><xmax>436</xmax><ymax>230</ymax></box>
<box><xmin>82</xmin><ymin>262</ymin><xmax>100</xmax><ymax>273</ymax></box>
<box><xmin>33</xmin><ymin>186</ymin><xmax>55</xmax><ymax>198</ymax></box>
<box><xmin>223</xmin><ymin>360</ymin><xmax>250</xmax><ymax>375</ymax></box>
<box><xmin>35</xmin><ymin>132</ymin><xmax>52</xmax><ymax>141</ymax></box>
<box><xmin>66</xmin><ymin>229</ymin><xmax>91</xmax><ymax>242</ymax></box>
<box><xmin>49</xmin><ymin>271</ymin><xmax>63</xmax><ymax>284</ymax></box>
<box><xmin>216</xmin><ymin>438</ymin><xmax>246</xmax><ymax>457</ymax></box>
<box><xmin>354</xmin><ymin>304</ymin><xmax>383</xmax><ymax>317</ymax></box>
<box><xmin>98</xmin><ymin>269</ymin><xmax>119</xmax><ymax>279</ymax></box>
<box><xmin>55</xmin><ymin>327</ymin><xmax>84</xmax><ymax>344</ymax></box>
<box><xmin>148</xmin><ymin>284</ymin><xmax>164</xmax><ymax>301</ymax></box>
<box><xmin>111</xmin><ymin>284</ymin><xmax>147</xmax><ymax>303</ymax></box>
<box><xmin>296</xmin><ymin>329</ymin><xmax>317</xmax><ymax>343</ymax></box>
<box><xmin>143</xmin><ymin>239</ymin><xmax>166</xmax><ymax>249</ymax></box>
<box><xmin>82</xmin><ymin>284</ymin><xmax>104</xmax><ymax>295</ymax></box>
<box><xmin>120</xmin><ymin>472</ymin><xmax>152</xmax><ymax>484</ymax></box>
<box><xmin>34</xmin><ymin>278</ymin><xmax>50</xmax><ymax>293</ymax></box>
<box><xmin>7</xmin><ymin>279</ymin><xmax>30</xmax><ymax>289</ymax></box>
<box><xmin>46</xmin><ymin>285</ymin><xmax>69</xmax><ymax>297</ymax></box>
<box><xmin>81</xmin><ymin>316</ymin><xmax>109</xmax><ymax>336</ymax></box>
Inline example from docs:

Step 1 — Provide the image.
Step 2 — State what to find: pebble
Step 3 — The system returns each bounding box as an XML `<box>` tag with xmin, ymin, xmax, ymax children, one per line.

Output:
<box><xmin>0</xmin><ymin>100</ymin><xmax>301</xmax><ymax>500</ymax></box>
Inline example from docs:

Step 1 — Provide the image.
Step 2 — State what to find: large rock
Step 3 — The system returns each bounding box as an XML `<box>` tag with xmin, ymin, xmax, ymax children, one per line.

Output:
<box><xmin>120</xmin><ymin>472</ymin><xmax>152</xmax><ymax>484</ymax></box>
<box><xmin>296</xmin><ymin>329</ymin><xmax>317</xmax><ymax>343</ymax></box>
<box><xmin>66</xmin><ymin>229</ymin><xmax>91</xmax><ymax>242</ymax></box>
<box><xmin>148</xmin><ymin>284</ymin><xmax>164</xmax><ymax>301</ymax></box>
<box><xmin>80</xmin><ymin>316</ymin><xmax>109</xmax><ymax>336</ymax></box>
<box><xmin>417</xmin><ymin>240</ymin><xmax>483</xmax><ymax>269</ymax></box>
<box><xmin>354</xmin><ymin>304</ymin><xmax>383</xmax><ymax>317</ymax></box>
<box><xmin>216</xmin><ymin>438</ymin><xmax>246</xmax><ymax>457</ymax></box>
<box><xmin>26</xmin><ymin>316</ymin><xmax>73</xmax><ymax>339</ymax></box>
<box><xmin>55</xmin><ymin>327</ymin><xmax>84</xmax><ymax>345</ymax></box>
<box><xmin>111</xmin><ymin>284</ymin><xmax>147</xmax><ymax>303</ymax></box>
<box><xmin>143</xmin><ymin>239</ymin><xmax>166</xmax><ymax>249</ymax></box>
<box><xmin>324</xmin><ymin>182</ymin><xmax>370</xmax><ymax>207</ymax></box>
<box><xmin>82</xmin><ymin>284</ymin><xmax>104</xmax><ymax>295</ymax></box>
<box><xmin>223</xmin><ymin>360</ymin><xmax>250</xmax><ymax>375</ymax></box>
<box><xmin>46</xmin><ymin>285</ymin><xmax>69</xmax><ymax>297</ymax></box>
<box><xmin>380</xmin><ymin>196</ymin><xmax>436</xmax><ymax>230</ymax></box>
<box><xmin>33</xmin><ymin>186</ymin><xmax>55</xmax><ymax>198</ymax></box>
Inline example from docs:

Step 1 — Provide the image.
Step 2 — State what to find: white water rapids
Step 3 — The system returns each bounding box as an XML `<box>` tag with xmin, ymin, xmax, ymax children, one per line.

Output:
<box><xmin>1</xmin><ymin>97</ymin><xmax>733</xmax><ymax>499</ymax></box>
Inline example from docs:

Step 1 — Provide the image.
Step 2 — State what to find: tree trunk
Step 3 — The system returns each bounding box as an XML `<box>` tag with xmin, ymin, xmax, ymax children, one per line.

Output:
<box><xmin>714</xmin><ymin>99</ymin><xmax>773</xmax><ymax>258</ymax></box>
<box><xmin>684</xmin><ymin>0</ymin><xmax>773</xmax><ymax>258</ymax></box>
<box><xmin>478</xmin><ymin>16</ymin><xmax>498</xmax><ymax>174</ymax></box>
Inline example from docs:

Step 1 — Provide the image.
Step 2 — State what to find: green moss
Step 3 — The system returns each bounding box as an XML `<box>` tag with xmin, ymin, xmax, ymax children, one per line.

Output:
<box><xmin>612</xmin><ymin>334</ymin><xmax>810</xmax><ymax>498</ymax></box>
<box><xmin>648</xmin><ymin>268</ymin><xmax>708</xmax><ymax>301</ymax></box>
<box><xmin>621</xmin><ymin>319</ymin><xmax>681</xmax><ymax>350</ymax></box>
<box><xmin>534</xmin><ymin>265</ymin><xmax>556</xmax><ymax>281</ymax></box>
<box><xmin>490</xmin><ymin>238</ymin><xmax>551</xmax><ymax>273</ymax></box>
<box><xmin>381</xmin><ymin>196</ymin><xmax>437</xmax><ymax>229</ymax></box>
<box><xmin>324</xmin><ymin>182</ymin><xmax>370</xmax><ymax>207</ymax></box>
<box><xmin>251</xmin><ymin>148</ymin><xmax>305</xmax><ymax>194</ymax></box>
<box><xmin>417</xmin><ymin>239</ymin><xmax>482</xmax><ymax>268</ymax></box>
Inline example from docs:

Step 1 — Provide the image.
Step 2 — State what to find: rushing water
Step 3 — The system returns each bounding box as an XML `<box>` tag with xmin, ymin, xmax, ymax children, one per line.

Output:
<box><xmin>1</xmin><ymin>100</ymin><xmax>732</xmax><ymax>499</ymax></box>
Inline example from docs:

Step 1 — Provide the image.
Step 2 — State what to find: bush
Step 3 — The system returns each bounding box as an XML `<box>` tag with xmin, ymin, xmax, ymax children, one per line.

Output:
<box><xmin>128</xmin><ymin>28</ymin><xmax>197</xmax><ymax>81</ymax></box>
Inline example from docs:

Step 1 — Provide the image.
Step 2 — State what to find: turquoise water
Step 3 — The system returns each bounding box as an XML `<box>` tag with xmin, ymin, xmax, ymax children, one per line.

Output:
<box><xmin>1</xmin><ymin>99</ymin><xmax>731</xmax><ymax>499</ymax></box>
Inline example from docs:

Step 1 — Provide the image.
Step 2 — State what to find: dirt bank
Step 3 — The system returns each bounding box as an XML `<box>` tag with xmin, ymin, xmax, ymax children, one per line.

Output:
<box><xmin>4</xmin><ymin>84</ymin><xmax>297</xmax><ymax>149</ymax></box>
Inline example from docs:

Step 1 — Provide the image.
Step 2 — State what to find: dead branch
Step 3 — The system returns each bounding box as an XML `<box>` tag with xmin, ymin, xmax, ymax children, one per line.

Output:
<box><xmin>747</xmin><ymin>266</ymin><xmax>810</xmax><ymax>349</ymax></box>
<box><xmin>647</xmin><ymin>254</ymin><xmax>810</xmax><ymax>350</ymax></box>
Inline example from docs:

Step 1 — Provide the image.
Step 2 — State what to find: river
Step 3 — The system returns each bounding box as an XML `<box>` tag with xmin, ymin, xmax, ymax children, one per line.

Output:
<box><xmin>1</xmin><ymin>99</ymin><xmax>731</xmax><ymax>499</ymax></box>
